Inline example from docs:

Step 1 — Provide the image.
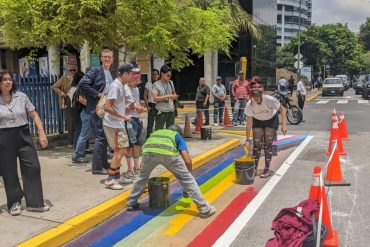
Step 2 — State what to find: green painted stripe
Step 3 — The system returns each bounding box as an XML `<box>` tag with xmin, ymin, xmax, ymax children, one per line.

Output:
<box><xmin>114</xmin><ymin>164</ymin><xmax>235</xmax><ymax>247</ymax></box>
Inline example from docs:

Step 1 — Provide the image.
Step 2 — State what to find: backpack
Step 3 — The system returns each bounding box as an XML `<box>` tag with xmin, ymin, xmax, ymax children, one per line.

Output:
<box><xmin>96</xmin><ymin>94</ymin><xmax>107</xmax><ymax>119</ymax></box>
<box><xmin>71</xmin><ymin>85</ymin><xmax>85</xmax><ymax>113</ymax></box>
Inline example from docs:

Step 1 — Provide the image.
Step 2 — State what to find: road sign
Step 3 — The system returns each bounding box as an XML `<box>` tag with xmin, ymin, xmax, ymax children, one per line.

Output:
<box><xmin>294</xmin><ymin>53</ymin><xmax>303</xmax><ymax>60</ymax></box>
<box><xmin>294</xmin><ymin>61</ymin><xmax>304</xmax><ymax>70</ymax></box>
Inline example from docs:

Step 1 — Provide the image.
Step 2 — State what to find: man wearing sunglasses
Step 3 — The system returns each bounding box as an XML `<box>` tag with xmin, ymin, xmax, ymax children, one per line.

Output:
<box><xmin>152</xmin><ymin>65</ymin><xmax>178</xmax><ymax>130</ymax></box>
<box><xmin>52</xmin><ymin>63</ymin><xmax>78</xmax><ymax>148</ymax></box>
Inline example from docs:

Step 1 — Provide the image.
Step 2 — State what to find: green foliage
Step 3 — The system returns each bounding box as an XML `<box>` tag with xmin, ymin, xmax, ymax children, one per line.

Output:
<box><xmin>0</xmin><ymin>0</ymin><xmax>260</xmax><ymax>70</ymax></box>
<box><xmin>363</xmin><ymin>51</ymin><xmax>370</xmax><ymax>73</ymax></box>
<box><xmin>276</xmin><ymin>47</ymin><xmax>295</xmax><ymax>71</ymax></box>
<box><xmin>359</xmin><ymin>18</ymin><xmax>370</xmax><ymax>51</ymax></box>
<box><xmin>278</xmin><ymin>24</ymin><xmax>366</xmax><ymax>75</ymax></box>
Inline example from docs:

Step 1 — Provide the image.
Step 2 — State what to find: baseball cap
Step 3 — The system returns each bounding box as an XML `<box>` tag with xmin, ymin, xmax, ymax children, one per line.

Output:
<box><xmin>118</xmin><ymin>63</ymin><xmax>134</xmax><ymax>74</ymax></box>
<box><xmin>216</xmin><ymin>76</ymin><xmax>222</xmax><ymax>80</ymax></box>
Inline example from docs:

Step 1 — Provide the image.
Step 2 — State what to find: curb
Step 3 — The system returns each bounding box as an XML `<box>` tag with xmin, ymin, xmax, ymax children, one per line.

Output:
<box><xmin>17</xmin><ymin>139</ymin><xmax>241</xmax><ymax>247</ymax></box>
<box><xmin>305</xmin><ymin>92</ymin><xmax>321</xmax><ymax>102</ymax></box>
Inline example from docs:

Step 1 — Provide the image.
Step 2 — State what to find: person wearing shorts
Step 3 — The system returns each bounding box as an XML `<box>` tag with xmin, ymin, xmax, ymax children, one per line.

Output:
<box><xmin>102</xmin><ymin>64</ymin><xmax>135</xmax><ymax>190</ymax></box>
<box><xmin>122</xmin><ymin>70</ymin><xmax>144</xmax><ymax>183</ymax></box>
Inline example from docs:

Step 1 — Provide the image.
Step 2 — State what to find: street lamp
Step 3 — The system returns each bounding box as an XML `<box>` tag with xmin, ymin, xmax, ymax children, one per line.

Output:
<box><xmin>297</xmin><ymin>0</ymin><xmax>302</xmax><ymax>77</ymax></box>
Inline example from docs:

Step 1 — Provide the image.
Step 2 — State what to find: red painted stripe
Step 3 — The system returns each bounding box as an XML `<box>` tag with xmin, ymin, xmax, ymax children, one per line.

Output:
<box><xmin>187</xmin><ymin>187</ymin><xmax>257</xmax><ymax>247</ymax></box>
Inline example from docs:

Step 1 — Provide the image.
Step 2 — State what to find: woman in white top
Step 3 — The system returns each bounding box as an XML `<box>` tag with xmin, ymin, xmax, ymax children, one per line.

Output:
<box><xmin>244</xmin><ymin>77</ymin><xmax>287</xmax><ymax>178</ymax></box>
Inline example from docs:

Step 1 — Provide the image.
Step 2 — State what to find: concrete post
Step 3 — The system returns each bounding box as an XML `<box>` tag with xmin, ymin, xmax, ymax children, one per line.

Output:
<box><xmin>204</xmin><ymin>50</ymin><xmax>212</xmax><ymax>89</ymax></box>
<box><xmin>211</xmin><ymin>50</ymin><xmax>218</xmax><ymax>84</ymax></box>
<box><xmin>47</xmin><ymin>44</ymin><xmax>60</xmax><ymax>76</ymax></box>
<box><xmin>80</xmin><ymin>41</ymin><xmax>91</xmax><ymax>73</ymax></box>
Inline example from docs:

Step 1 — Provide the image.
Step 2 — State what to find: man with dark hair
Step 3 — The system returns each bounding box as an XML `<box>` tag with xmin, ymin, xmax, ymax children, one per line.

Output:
<box><xmin>152</xmin><ymin>65</ymin><xmax>178</xmax><ymax>130</ymax></box>
<box><xmin>144</xmin><ymin>69</ymin><xmax>160</xmax><ymax>138</ymax></box>
<box><xmin>73</xmin><ymin>49</ymin><xmax>114</xmax><ymax>174</ymax></box>
<box><xmin>126</xmin><ymin>125</ymin><xmax>216</xmax><ymax>218</ymax></box>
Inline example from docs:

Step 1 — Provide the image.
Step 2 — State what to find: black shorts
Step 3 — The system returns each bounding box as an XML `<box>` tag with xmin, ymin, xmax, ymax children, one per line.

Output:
<box><xmin>252</xmin><ymin>113</ymin><xmax>279</xmax><ymax>130</ymax></box>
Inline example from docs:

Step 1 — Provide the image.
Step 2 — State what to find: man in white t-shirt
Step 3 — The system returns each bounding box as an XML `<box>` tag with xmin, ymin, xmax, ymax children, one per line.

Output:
<box><xmin>278</xmin><ymin>77</ymin><xmax>287</xmax><ymax>92</ymax></box>
<box><xmin>122</xmin><ymin>72</ymin><xmax>144</xmax><ymax>183</ymax></box>
<box><xmin>102</xmin><ymin>64</ymin><xmax>134</xmax><ymax>190</ymax></box>
<box><xmin>297</xmin><ymin>76</ymin><xmax>306</xmax><ymax>111</ymax></box>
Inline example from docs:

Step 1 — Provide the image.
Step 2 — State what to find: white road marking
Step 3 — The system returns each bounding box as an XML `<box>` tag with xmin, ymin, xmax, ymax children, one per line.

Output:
<box><xmin>212</xmin><ymin>136</ymin><xmax>314</xmax><ymax>247</ymax></box>
<box><xmin>337</xmin><ymin>100</ymin><xmax>348</xmax><ymax>104</ymax></box>
<box><xmin>317</xmin><ymin>100</ymin><xmax>329</xmax><ymax>104</ymax></box>
<box><xmin>358</xmin><ymin>100</ymin><xmax>368</xmax><ymax>104</ymax></box>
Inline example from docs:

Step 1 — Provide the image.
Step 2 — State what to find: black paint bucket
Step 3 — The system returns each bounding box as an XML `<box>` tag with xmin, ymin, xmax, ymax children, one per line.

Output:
<box><xmin>201</xmin><ymin>127</ymin><xmax>212</xmax><ymax>140</ymax></box>
<box><xmin>148</xmin><ymin>177</ymin><xmax>170</xmax><ymax>209</ymax></box>
<box><xmin>234</xmin><ymin>160</ymin><xmax>255</xmax><ymax>185</ymax></box>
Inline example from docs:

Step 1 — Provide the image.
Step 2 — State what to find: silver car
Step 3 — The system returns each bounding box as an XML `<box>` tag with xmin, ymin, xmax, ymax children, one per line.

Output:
<box><xmin>322</xmin><ymin>78</ymin><xmax>345</xmax><ymax>96</ymax></box>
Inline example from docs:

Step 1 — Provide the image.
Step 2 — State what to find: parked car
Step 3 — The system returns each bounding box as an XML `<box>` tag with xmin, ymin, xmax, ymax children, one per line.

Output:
<box><xmin>355</xmin><ymin>75</ymin><xmax>366</xmax><ymax>95</ymax></box>
<box><xmin>322</xmin><ymin>78</ymin><xmax>345</xmax><ymax>96</ymax></box>
<box><xmin>335</xmin><ymin>75</ymin><xmax>349</xmax><ymax>90</ymax></box>
<box><xmin>362</xmin><ymin>74</ymin><xmax>370</xmax><ymax>99</ymax></box>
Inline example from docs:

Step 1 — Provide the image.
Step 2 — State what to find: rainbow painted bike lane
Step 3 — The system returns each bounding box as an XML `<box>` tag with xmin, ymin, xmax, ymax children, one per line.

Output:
<box><xmin>65</xmin><ymin>135</ymin><xmax>308</xmax><ymax>247</ymax></box>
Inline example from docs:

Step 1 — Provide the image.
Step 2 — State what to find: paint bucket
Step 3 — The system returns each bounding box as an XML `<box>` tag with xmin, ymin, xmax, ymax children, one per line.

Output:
<box><xmin>201</xmin><ymin>127</ymin><xmax>212</xmax><ymax>140</ymax></box>
<box><xmin>148</xmin><ymin>177</ymin><xmax>170</xmax><ymax>209</ymax></box>
<box><xmin>234</xmin><ymin>160</ymin><xmax>255</xmax><ymax>185</ymax></box>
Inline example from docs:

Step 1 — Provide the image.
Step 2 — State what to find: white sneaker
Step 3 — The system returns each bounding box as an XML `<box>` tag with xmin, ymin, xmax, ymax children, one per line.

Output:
<box><xmin>199</xmin><ymin>206</ymin><xmax>216</xmax><ymax>218</ymax></box>
<box><xmin>104</xmin><ymin>178</ymin><xmax>115</xmax><ymax>187</ymax></box>
<box><xmin>26</xmin><ymin>204</ymin><xmax>50</xmax><ymax>213</ymax></box>
<box><xmin>9</xmin><ymin>202</ymin><xmax>21</xmax><ymax>216</ymax></box>
<box><xmin>121</xmin><ymin>171</ymin><xmax>134</xmax><ymax>184</ymax></box>
<box><xmin>107</xmin><ymin>180</ymin><xmax>124</xmax><ymax>190</ymax></box>
<box><xmin>214</xmin><ymin>123</ymin><xmax>219</xmax><ymax>127</ymax></box>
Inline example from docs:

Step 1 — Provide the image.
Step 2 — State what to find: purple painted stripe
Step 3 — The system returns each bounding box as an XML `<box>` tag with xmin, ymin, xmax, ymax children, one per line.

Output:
<box><xmin>66</xmin><ymin>147</ymin><xmax>243</xmax><ymax>247</ymax></box>
<box><xmin>273</xmin><ymin>135</ymin><xmax>298</xmax><ymax>145</ymax></box>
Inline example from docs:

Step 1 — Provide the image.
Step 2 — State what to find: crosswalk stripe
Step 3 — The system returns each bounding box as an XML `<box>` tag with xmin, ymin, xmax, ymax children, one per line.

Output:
<box><xmin>337</xmin><ymin>100</ymin><xmax>348</xmax><ymax>104</ymax></box>
<box><xmin>317</xmin><ymin>100</ymin><xmax>329</xmax><ymax>104</ymax></box>
<box><xmin>358</xmin><ymin>100</ymin><xmax>369</xmax><ymax>104</ymax></box>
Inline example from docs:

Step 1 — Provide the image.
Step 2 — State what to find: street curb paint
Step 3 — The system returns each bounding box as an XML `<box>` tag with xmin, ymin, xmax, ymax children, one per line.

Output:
<box><xmin>306</xmin><ymin>93</ymin><xmax>321</xmax><ymax>102</ymax></box>
<box><xmin>17</xmin><ymin>139</ymin><xmax>241</xmax><ymax>247</ymax></box>
<box><xmin>187</xmin><ymin>187</ymin><xmax>257</xmax><ymax>247</ymax></box>
<box><xmin>213</xmin><ymin>136</ymin><xmax>313</xmax><ymax>247</ymax></box>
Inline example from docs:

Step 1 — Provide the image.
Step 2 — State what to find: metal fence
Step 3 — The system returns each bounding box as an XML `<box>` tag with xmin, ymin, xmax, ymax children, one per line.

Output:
<box><xmin>14</xmin><ymin>74</ymin><xmax>65</xmax><ymax>136</ymax></box>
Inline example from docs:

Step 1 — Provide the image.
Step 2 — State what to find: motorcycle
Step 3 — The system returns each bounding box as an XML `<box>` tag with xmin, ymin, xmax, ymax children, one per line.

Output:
<box><xmin>273</xmin><ymin>90</ymin><xmax>303</xmax><ymax>125</ymax></box>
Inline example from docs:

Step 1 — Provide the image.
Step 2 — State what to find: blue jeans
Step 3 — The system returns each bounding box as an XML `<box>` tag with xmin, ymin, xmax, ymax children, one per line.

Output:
<box><xmin>125</xmin><ymin>117</ymin><xmax>143</xmax><ymax>147</ymax></box>
<box><xmin>213</xmin><ymin>101</ymin><xmax>224</xmax><ymax>123</ymax></box>
<box><xmin>92</xmin><ymin>114</ymin><xmax>109</xmax><ymax>170</ymax></box>
<box><xmin>232</xmin><ymin>99</ymin><xmax>247</xmax><ymax>124</ymax></box>
<box><xmin>73</xmin><ymin>111</ymin><xmax>94</xmax><ymax>158</ymax></box>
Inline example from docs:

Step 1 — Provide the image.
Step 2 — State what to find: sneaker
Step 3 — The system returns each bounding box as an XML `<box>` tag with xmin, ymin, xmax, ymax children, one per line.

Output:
<box><xmin>127</xmin><ymin>203</ymin><xmax>140</xmax><ymax>211</ymax></box>
<box><xmin>133</xmin><ymin>169</ymin><xmax>141</xmax><ymax>179</ymax></box>
<box><xmin>199</xmin><ymin>206</ymin><xmax>216</xmax><ymax>219</ymax></box>
<box><xmin>9</xmin><ymin>202</ymin><xmax>21</xmax><ymax>216</ymax></box>
<box><xmin>214</xmin><ymin>123</ymin><xmax>219</xmax><ymax>127</ymax></box>
<box><xmin>104</xmin><ymin>178</ymin><xmax>115</xmax><ymax>187</ymax></box>
<box><xmin>72</xmin><ymin>157</ymin><xmax>89</xmax><ymax>164</ymax></box>
<box><xmin>107</xmin><ymin>180</ymin><xmax>124</xmax><ymax>190</ymax></box>
<box><xmin>85</xmin><ymin>149</ymin><xmax>93</xmax><ymax>154</ymax></box>
<box><xmin>26</xmin><ymin>204</ymin><xmax>50</xmax><ymax>213</ymax></box>
<box><xmin>121</xmin><ymin>171</ymin><xmax>135</xmax><ymax>184</ymax></box>
<box><xmin>233</xmin><ymin>123</ymin><xmax>238</xmax><ymax>127</ymax></box>
<box><xmin>260</xmin><ymin>169</ymin><xmax>273</xmax><ymax>178</ymax></box>
<box><xmin>92</xmin><ymin>168</ymin><xmax>109</xmax><ymax>175</ymax></box>
<box><xmin>203</xmin><ymin>122</ymin><xmax>210</xmax><ymax>126</ymax></box>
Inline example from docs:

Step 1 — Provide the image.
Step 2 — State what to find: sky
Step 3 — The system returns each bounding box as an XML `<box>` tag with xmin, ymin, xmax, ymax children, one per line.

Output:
<box><xmin>312</xmin><ymin>0</ymin><xmax>370</xmax><ymax>32</ymax></box>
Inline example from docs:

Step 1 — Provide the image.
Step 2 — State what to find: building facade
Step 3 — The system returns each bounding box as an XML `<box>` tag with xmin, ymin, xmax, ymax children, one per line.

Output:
<box><xmin>277</xmin><ymin>0</ymin><xmax>312</xmax><ymax>46</ymax></box>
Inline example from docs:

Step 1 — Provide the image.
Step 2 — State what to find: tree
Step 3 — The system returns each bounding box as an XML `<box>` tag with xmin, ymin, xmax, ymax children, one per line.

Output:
<box><xmin>278</xmin><ymin>24</ymin><xmax>365</xmax><ymax>76</ymax></box>
<box><xmin>0</xmin><ymin>0</ymin><xmax>260</xmax><ymax>70</ymax></box>
<box><xmin>359</xmin><ymin>18</ymin><xmax>370</xmax><ymax>51</ymax></box>
<box><xmin>276</xmin><ymin>47</ymin><xmax>295</xmax><ymax>71</ymax></box>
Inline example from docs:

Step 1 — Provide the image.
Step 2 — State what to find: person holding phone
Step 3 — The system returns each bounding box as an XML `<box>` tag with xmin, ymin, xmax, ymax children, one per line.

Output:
<box><xmin>244</xmin><ymin>76</ymin><xmax>287</xmax><ymax>178</ymax></box>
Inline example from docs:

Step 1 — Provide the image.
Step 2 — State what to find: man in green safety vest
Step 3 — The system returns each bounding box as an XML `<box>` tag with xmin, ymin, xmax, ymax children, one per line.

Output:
<box><xmin>126</xmin><ymin>124</ymin><xmax>216</xmax><ymax>218</ymax></box>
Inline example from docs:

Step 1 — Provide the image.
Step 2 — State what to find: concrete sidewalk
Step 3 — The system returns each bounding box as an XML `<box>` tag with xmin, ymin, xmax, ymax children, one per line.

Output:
<box><xmin>0</xmin><ymin>130</ymin><xmax>241</xmax><ymax>247</ymax></box>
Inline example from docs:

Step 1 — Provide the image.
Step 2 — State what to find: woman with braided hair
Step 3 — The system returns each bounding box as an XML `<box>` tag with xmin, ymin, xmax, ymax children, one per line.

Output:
<box><xmin>244</xmin><ymin>76</ymin><xmax>287</xmax><ymax>178</ymax></box>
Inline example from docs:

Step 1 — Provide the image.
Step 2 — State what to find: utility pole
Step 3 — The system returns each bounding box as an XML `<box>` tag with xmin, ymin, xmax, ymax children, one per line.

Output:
<box><xmin>297</xmin><ymin>0</ymin><xmax>302</xmax><ymax>77</ymax></box>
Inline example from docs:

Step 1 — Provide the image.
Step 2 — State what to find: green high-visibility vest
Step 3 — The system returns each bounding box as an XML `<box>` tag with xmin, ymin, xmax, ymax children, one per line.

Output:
<box><xmin>143</xmin><ymin>129</ymin><xmax>179</xmax><ymax>156</ymax></box>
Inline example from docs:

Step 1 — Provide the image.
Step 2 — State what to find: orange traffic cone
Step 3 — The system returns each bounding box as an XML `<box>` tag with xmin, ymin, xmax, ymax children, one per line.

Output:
<box><xmin>329</xmin><ymin>108</ymin><xmax>338</xmax><ymax>131</ymax></box>
<box><xmin>223</xmin><ymin>105</ymin><xmax>232</xmax><ymax>127</ymax></box>
<box><xmin>338</xmin><ymin>112</ymin><xmax>350</xmax><ymax>140</ymax></box>
<box><xmin>327</xmin><ymin>120</ymin><xmax>346</xmax><ymax>156</ymax></box>
<box><xmin>325</xmin><ymin>141</ymin><xmax>350</xmax><ymax>186</ymax></box>
<box><xmin>193</xmin><ymin>109</ymin><xmax>203</xmax><ymax>134</ymax></box>
<box><xmin>309</xmin><ymin>166</ymin><xmax>339</xmax><ymax>247</ymax></box>
<box><xmin>183</xmin><ymin>114</ymin><xmax>192</xmax><ymax>138</ymax></box>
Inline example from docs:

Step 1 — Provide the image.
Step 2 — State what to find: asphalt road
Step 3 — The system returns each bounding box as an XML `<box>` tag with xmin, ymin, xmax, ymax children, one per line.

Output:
<box><xmin>231</xmin><ymin>88</ymin><xmax>370</xmax><ymax>247</ymax></box>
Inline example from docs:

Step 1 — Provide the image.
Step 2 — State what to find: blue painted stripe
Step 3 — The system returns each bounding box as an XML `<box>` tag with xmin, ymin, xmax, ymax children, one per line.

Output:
<box><xmin>276</xmin><ymin>135</ymin><xmax>307</xmax><ymax>147</ymax></box>
<box><xmin>90</xmin><ymin>150</ymin><xmax>245</xmax><ymax>247</ymax></box>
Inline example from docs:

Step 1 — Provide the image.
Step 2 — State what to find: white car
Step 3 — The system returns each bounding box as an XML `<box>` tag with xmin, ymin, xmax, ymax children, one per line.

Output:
<box><xmin>335</xmin><ymin>75</ymin><xmax>349</xmax><ymax>90</ymax></box>
<box><xmin>322</xmin><ymin>78</ymin><xmax>345</xmax><ymax>96</ymax></box>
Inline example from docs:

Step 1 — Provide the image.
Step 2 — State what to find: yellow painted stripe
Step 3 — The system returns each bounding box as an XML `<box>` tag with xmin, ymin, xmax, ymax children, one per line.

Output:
<box><xmin>164</xmin><ymin>172</ymin><xmax>236</xmax><ymax>236</ymax></box>
<box><xmin>306</xmin><ymin>93</ymin><xmax>321</xmax><ymax>102</ymax></box>
<box><xmin>217</xmin><ymin>130</ymin><xmax>246</xmax><ymax>136</ymax></box>
<box><xmin>17</xmin><ymin>139</ymin><xmax>240</xmax><ymax>247</ymax></box>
